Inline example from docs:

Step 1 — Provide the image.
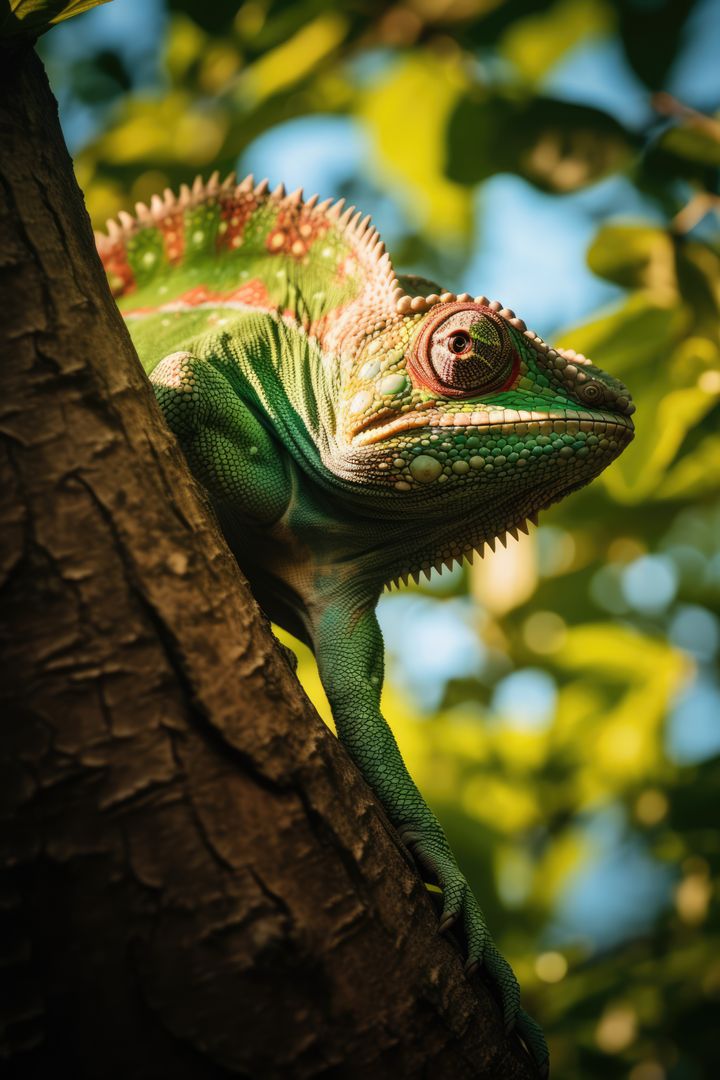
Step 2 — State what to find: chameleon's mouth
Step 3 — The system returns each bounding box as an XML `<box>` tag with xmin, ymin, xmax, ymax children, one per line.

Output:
<box><xmin>351</xmin><ymin>406</ymin><xmax>635</xmax><ymax>447</ymax></box>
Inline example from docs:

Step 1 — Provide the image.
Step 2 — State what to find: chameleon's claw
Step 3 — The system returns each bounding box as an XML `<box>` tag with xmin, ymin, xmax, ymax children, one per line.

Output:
<box><xmin>405</xmin><ymin>836</ymin><xmax>547</xmax><ymax>1061</ymax></box>
<box><xmin>516</xmin><ymin>1007</ymin><xmax>550</xmax><ymax>1077</ymax></box>
<box><xmin>439</xmin><ymin>911</ymin><xmax>457</xmax><ymax>933</ymax></box>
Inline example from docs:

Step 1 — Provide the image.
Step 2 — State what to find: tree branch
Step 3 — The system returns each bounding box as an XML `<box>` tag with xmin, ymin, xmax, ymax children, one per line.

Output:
<box><xmin>0</xmin><ymin>44</ymin><xmax>539</xmax><ymax>1080</ymax></box>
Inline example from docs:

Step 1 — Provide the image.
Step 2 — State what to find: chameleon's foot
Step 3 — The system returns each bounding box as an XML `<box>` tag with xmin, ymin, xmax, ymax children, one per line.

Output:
<box><xmin>438</xmin><ymin>872</ymin><xmax>520</xmax><ymax>1028</ymax></box>
<box><xmin>401</xmin><ymin>829</ymin><xmax>549</xmax><ymax>1075</ymax></box>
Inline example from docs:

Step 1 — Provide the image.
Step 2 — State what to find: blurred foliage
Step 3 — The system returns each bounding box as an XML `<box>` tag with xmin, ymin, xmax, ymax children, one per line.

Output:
<box><xmin>39</xmin><ymin>1</ymin><xmax>720</xmax><ymax>1077</ymax></box>
<box><xmin>0</xmin><ymin>0</ymin><xmax>109</xmax><ymax>39</ymax></box>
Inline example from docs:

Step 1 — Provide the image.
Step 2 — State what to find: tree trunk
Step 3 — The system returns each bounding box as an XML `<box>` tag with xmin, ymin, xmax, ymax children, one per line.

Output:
<box><xmin>0</xmin><ymin>43</ymin><xmax>538</xmax><ymax>1080</ymax></box>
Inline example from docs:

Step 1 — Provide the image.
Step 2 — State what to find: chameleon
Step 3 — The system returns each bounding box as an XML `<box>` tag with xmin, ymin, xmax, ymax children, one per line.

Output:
<box><xmin>96</xmin><ymin>171</ymin><xmax>635</xmax><ymax>1075</ymax></box>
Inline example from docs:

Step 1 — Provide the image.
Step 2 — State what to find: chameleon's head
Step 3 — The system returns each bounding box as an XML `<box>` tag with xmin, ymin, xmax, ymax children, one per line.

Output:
<box><xmin>337</xmin><ymin>295</ymin><xmax>634</xmax><ymax>554</ymax></box>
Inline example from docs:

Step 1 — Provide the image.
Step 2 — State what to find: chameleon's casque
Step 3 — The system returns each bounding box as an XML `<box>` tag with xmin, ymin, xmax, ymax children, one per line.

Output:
<box><xmin>97</xmin><ymin>172</ymin><xmax>634</xmax><ymax>1074</ymax></box>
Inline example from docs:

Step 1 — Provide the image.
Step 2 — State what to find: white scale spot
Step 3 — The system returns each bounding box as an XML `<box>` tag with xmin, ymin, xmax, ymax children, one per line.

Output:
<box><xmin>360</xmin><ymin>360</ymin><xmax>380</xmax><ymax>380</ymax></box>
<box><xmin>192</xmin><ymin>230</ymin><xmax>205</xmax><ymax>245</ymax></box>
<box><xmin>141</xmin><ymin>251</ymin><xmax>156</xmax><ymax>267</ymax></box>
<box><xmin>349</xmin><ymin>390</ymin><xmax>373</xmax><ymax>414</ymax></box>
<box><xmin>379</xmin><ymin>373</ymin><xmax>407</xmax><ymax>395</ymax></box>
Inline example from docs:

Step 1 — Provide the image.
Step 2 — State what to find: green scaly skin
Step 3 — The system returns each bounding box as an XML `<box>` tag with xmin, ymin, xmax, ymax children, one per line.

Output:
<box><xmin>97</xmin><ymin>172</ymin><xmax>636</xmax><ymax>1075</ymax></box>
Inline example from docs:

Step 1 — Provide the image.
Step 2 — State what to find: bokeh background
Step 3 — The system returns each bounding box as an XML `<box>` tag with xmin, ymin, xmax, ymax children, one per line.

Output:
<box><xmin>39</xmin><ymin>2</ymin><xmax>720</xmax><ymax>1076</ymax></box>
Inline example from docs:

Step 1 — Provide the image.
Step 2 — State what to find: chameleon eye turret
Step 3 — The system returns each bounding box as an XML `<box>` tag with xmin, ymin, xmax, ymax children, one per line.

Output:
<box><xmin>407</xmin><ymin>301</ymin><xmax>518</xmax><ymax>398</ymax></box>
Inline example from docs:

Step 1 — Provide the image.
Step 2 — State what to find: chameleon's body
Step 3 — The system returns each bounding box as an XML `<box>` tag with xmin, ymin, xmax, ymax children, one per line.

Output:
<box><xmin>97</xmin><ymin>172</ymin><xmax>634</xmax><ymax>1072</ymax></box>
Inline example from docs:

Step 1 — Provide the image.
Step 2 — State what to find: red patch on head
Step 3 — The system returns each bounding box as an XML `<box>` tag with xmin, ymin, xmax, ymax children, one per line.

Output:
<box><xmin>122</xmin><ymin>278</ymin><xmax>275</xmax><ymax>317</ymax></box>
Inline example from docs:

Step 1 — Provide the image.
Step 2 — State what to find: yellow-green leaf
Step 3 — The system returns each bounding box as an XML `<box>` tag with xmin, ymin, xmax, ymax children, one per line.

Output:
<box><xmin>501</xmin><ymin>0</ymin><xmax>613</xmax><ymax>83</ymax></box>
<box><xmin>0</xmin><ymin>0</ymin><xmax>110</xmax><ymax>39</ymax></box>
<box><xmin>588</xmin><ymin>223</ymin><xmax>677</xmax><ymax>295</ymax></box>
<box><xmin>359</xmin><ymin>51</ymin><xmax>473</xmax><ymax>241</ymax></box>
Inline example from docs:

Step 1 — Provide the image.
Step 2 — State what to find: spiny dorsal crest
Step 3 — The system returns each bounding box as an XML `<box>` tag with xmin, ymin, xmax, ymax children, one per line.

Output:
<box><xmin>95</xmin><ymin>171</ymin><xmax>399</xmax><ymax>308</ymax></box>
<box><xmin>95</xmin><ymin>171</ymin><xmax>596</xmax><ymax>370</ymax></box>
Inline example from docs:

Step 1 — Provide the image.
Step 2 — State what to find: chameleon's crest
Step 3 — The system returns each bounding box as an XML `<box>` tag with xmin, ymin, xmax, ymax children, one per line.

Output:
<box><xmin>96</xmin><ymin>170</ymin><xmax>597</xmax><ymax>377</ymax></box>
<box><xmin>95</xmin><ymin>172</ymin><xmax>400</xmax><ymax>346</ymax></box>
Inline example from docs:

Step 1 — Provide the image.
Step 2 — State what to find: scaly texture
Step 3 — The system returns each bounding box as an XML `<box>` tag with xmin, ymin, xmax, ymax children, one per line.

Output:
<box><xmin>97</xmin><ymin>173</ymin><xmax>636</xmax><ymax>1076</ymax></box>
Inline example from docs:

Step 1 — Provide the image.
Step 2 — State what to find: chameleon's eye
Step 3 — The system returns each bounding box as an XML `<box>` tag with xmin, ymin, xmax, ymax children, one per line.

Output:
<box><xmin>578</xmin><ymin>381</ymin><xmax>605</xmax><ymax>404</ymax></box>
<box><xmin>449</xmin><ymin>330</ymin><xmax>472</xmax><ymax>355</ymax></box>
<box><xmin>407</xmin><ymin>302</ymin><xmax>518</xmax><ymax>399</ymax></box>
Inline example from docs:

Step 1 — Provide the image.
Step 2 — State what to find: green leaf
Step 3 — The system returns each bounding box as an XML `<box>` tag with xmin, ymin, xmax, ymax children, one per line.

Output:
<box><xmin>615</xmin><ymin>0</ymin><xmax>700</xmax><ymax>90</ymax></box>
<box><xmin>359</xmin><ymin>51</ymin><xmax>473</xmax><ymax>241</ymax></box>
<box><xmin>552</xmin><ymin>622</ymin><xmax>689</xmax><ymax>786</ymax></box>
<box><xmin>555</xmin><ymin>292</ymin><xmax>685</xmax><ymax>382</ymax></box>
<box><xmin>238</xmin><ymin>11</ymin><xmax>348</xmax><ymax>104</ymax></box>
<box><xmin>636</xmin><ymin>116</ymin><xmax>720</xmax><ymax>199</ymax></box>
<box><xmin>657</xmin><ymin>431</ymin><xmax>720</xmax><ymax>501</ymax></box>
<box><xmin>561</xmin><ymin>298</ymin><xmax>720</xmax><ymax>503</ymax></box>
<box><xmin>0</xmin><ymin>0</ymin><xmax>110</xmax><ymax>39</ymax></box>
<box><xmin>677</xmin><ymin>241</ymin><xmax>720</xmax><ymax>340</ymax></box>
<box><xmin>447</xmin><ymin>90</ymin><xmax>635</xmax><ymax>193</ymax></box>
<box><xmin>588</xmin><ymin>223</ymin><xmax>676</xmax><ymax>292</ymax></box>
<box><xmin>559</xmin><ymin>296</ymin><xmax>720</xmax><ymax>502</ymax></box>
<box><xmin>661</xmin><ymin>122</ymin><xmax>720</xmax><ymax>168</ymax></box>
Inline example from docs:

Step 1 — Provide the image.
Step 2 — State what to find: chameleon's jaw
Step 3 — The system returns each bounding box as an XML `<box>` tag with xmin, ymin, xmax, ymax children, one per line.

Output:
<box><xmin>351</xmin><ymin>405</ymin><xmax>635</xmax><ymax>448</ymax></box>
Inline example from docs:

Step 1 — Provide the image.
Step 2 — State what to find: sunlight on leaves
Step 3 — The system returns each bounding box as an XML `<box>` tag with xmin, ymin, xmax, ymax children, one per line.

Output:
<box><xmin>1</xmin><ymin>0</ymin><xmax>109</xmax><ymax>38</ymax></box>
<box><xmin>471</xmin><ymin>533</ymin><xmax>538</xmax><ymax>614</ymax></box>
<box><xmin>588</xmin><ymin>223</ymin><xmax>677</xmax><ymax>298</ymax></box>
<box><xmin>501</xmin><ymin>0</ymin><xmax>612</xmax><ymax>83</ymax></box>
<box><xmin>359</xmin><ymin>51</ymin><xmax>473</xmax><ymax>240</ymax></box>
<box><xmin>239</xmin><ymin>12</ymin><xmax>348</xmax><ymax>104</ymax></box>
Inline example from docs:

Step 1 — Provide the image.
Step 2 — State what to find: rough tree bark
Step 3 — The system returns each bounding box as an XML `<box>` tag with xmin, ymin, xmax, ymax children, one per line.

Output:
<box><xmin>0</xmin><ymin>42</ymin><xmax>540</xmax><ymax>1080</ymax></box>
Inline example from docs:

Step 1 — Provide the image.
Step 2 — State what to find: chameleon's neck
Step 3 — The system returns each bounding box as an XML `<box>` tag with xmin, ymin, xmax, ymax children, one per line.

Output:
<box><xmin>206</xmin><ymin>311</ymin><xmax>345</xmax><ymax>489</ymax></box>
